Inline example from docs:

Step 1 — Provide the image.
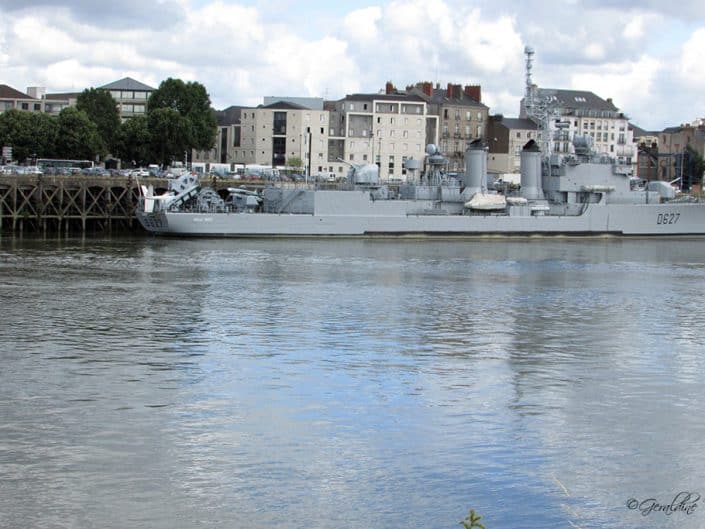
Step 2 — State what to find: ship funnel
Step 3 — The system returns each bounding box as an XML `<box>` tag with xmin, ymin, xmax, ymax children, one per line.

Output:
<box><xmin>463</xmin><ymin>139</ymin><xmax>487</xmax><ymax>195</ymax></box>
<box><xmin>520</xmin><ymin>140</ymin><xmax>544</xmax><ymax>200</ymax></box>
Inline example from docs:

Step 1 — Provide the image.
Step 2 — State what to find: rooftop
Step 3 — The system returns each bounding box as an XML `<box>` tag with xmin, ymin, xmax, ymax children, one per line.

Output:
<box><xmin>343</xmin><ymin>93</ymin><xmax>427</xmax><ymax>103</ymax></box>
<box><xmin>260</xmin><ymin>100</ymin><xmax>311</xmax><ymax>110</ymax></box>
<box><xmin>425</xmin><ymin>88</ymin><xmax>487</xmax><ymax>109</ymax></box>
<box><xmin>496</xmin><ymin>117</ymin><xmax>539</xmax><ymax>130</ymax></box>
<box><xmin>99</xmin><ymin>77</ymin><xmax>155</xmax><ymax>91</ymax></box>
<box><xmin>537</xmin><ymin>88</ymin><xmax>618</xmax><ymax>112</ymax></box>
<box><xmin>0</xmin><ymin>84</ymin><xmax>34</xmax><ymax>100</ymax></box>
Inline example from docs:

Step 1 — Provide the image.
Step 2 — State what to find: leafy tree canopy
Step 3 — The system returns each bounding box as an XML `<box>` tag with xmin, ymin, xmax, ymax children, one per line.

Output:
<box><xmin>0</xmin><ymin>109</ymin><xmax>58</xmax><ymax>162</ymax></box>
<box><xmin>287</xmin><ymin>156</ymin><xmax>303</xmax><ymax>171</ymax></box>
<box><xmin>147</xmin><ymin>78</ymin><xmax>217</xmax><ymax>152</ymax></box>
<box><xmin>148</xmin><ymin>108</ymin><xmax>191</xmax><ymax>167</ymax></box>
<box><xmin>685</xmin><ymin>145</ymin><xmax>705</xmax><ymax>187</ymax></box>
<box><xmin>55</xmin><ymin>107</ymin><xmax>102</xmax><ymax>161</ymax></box>
<box><xmin>116</xmin><ymin>115</ymin><xmax>151</xmax><ymax>167</ymax></box>
<box><xmin>76</xmin><ymin>87</ymin><xmax>120</xmax><ymax>155</ymax></box>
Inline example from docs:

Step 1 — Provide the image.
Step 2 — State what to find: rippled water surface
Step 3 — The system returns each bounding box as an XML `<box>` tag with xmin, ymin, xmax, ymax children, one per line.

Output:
<box><xmin>2</xmin><ymin>236</ymin><xmax>705</xmax><ymax>529</ymax></box>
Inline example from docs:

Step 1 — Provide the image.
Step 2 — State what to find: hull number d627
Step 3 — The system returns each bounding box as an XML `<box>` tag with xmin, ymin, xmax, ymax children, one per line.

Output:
<box><xmin>657</xmin><ymin>212</ymin><xmax>680</xmax><ymax>225</ymax></box>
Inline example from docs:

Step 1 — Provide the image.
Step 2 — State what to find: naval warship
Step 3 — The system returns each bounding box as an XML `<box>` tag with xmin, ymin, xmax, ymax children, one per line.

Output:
<box><xmin>135</xmin><ymin>136</ymin><xmax>705</xmax><ymax>237</ymax></box>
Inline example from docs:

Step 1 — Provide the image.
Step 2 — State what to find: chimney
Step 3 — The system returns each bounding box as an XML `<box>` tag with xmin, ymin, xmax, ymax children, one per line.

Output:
<box><xmin>464</xmin><ymin>85</ymin><xmax>481</xmax><ymax>103</ymax></box>
<box><xmin>385</xmin><ymin>81</ymin><xmax>395</xmax><ymax>95</ymax></box>
<box><xmin>422</xmin><ymin>81</ymin><xmax>432</xmax><ymax>97</ymax></box>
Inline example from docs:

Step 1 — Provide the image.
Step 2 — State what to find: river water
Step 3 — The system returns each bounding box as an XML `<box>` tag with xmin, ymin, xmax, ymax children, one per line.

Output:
<box><xmin>1</xmin><ymin>236</ymin><xmax>704</xmax><ymax>529</ymax></box>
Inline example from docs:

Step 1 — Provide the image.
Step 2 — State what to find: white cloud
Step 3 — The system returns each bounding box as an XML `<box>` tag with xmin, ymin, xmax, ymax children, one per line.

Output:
<box><xmin>623</xmin><ymin>16</ymin><xmax>644</xmax><ymax>40</ymax></box>
<box><xmin>570</xmin><ymin>55</ymin><xmax>661</xmax><ymax>121</ymax></box>
<box><xmin>0</xmin><ymin>0</ymin><xmax>703</xmax><ymax>129</ymax></box>
<box><xmin>456</xmin><ymin>10</ymin><xmax>523</xmax><ymax>74</ymax></box>
<box><xmin>341</xmin><ymin>6</ymin><xmax>382</xmax><ymax>45</ymax></box>
<box><xmin>678</xmin><ymin>28</ymin><xmax>705</xmax><ymax>88</ymax></box>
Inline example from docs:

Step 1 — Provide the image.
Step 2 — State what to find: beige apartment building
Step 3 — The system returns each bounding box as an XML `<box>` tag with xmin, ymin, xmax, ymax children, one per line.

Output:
<box><xmin>328</xmin><ymin>89</ymin><xmax>435</xmax><ymax>181</ymax></box>
<box><xmin>213</xmin><ymin>100</ymin><xmax>329</xmax><ymax>173</ymax></box>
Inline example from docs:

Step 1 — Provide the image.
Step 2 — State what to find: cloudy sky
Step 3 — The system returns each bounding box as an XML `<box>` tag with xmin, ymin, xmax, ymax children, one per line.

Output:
<box><xmin>1</xmin><ymin>0</ymin><xmax>704</xmax><ymax>131</ymax></box>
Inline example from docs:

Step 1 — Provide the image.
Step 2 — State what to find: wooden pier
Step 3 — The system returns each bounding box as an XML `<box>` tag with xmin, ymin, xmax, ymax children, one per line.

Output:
<box><xmin>0</xmin><ymin>174</ymin><xmax>332</xmax><ymax>235</ymax></box>
<box><xmin>0</xmin><ymin>174</ymin><xmax>165</xmax><ymax>235</ymax></box>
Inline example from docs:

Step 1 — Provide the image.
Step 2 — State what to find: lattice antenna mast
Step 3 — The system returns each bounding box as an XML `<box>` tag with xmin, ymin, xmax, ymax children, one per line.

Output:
<box><xmin>524</xmin><ymin>46</ymin><xmax>535</xmax><ymax>116</ymax></box>
<box><xmin>523</xmin><ymin>46</ymin><xmax>554</xmax><ymax>158</ymax></box>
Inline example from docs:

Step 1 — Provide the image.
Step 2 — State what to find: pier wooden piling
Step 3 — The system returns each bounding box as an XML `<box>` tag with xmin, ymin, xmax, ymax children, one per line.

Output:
<box><xmin>0</xmin><ymin>175</ymin><xmax>163</xmax><ymax>235</ymax></box>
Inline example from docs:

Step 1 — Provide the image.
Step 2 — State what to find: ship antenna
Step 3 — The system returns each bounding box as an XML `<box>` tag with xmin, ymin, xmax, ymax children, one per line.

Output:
<box><xmin>524</xmin><ymin>46</ymin><xmax>535</xmax><ymax>116</ymax></box>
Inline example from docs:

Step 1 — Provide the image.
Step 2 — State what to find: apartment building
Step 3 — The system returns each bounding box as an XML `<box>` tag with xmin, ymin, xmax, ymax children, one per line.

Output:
<box><xmin>407</xmin><ymin>82</ymin><xmax>489</xmax><ymax>171</ymax></box>
<box><xmin>98</xmin><ymin>77</ymin><xmax>155</xmax><ymax>120</ymax></box>
<box><xmin>487</xmin><ymin>115</ymin><xmax>539</xmax><ymax>174</ymax></box>
<box><xmin>0</xmin><ymin>84</ymin><xmax>43</xmax><ymax>113</ymax></box>
<box><xmin>2</xmin><ymin>77</ymin><xmax>153</xmax><ymax>121</ymax></box>
<box><xmin>521</xmin><ymin>89</ymin><xmax>637</xmax><ymax>166</ymax></box>
<box><xmin>228</xmin><ymin>100</ymin><xmax>329</xmax><ymax>173</ymax></box>
<box><xmin>328</xmin><ymin>89</ymin><xmax>435</xmax><ymax>181</ymax></box>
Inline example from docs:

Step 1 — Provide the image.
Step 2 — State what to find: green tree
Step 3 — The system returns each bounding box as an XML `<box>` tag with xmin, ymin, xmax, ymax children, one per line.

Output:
<box><xmin>147</xmin><ymin>78</ymin><xmax>217</xmax><ymax>153</ymax></box>
<box><xmin>27</xmin><ymin>112</ymin><xmax>59</xmax><ymax>159</ymax></box>
<box><xmin>148</xmin><ymin>108</ymin><xmax>191</xmax><ymax>167</ymax></box>
<box><xmin>76</xmin><ymin>87</ymin><xmax>120</xmax><ymax>156</ymax></box>
<box><xmin>55</xmin><ymin>107</ymin><xmax>102</xmax><ymax>160</ymax></box>
<box><xmin>0</xmin><ymin>109</ymin><xmax>58</xmax><ymax>162</ymax></box>
<box><xmin>287</xmin><ymin>156</ymin><xmax>303</xmax><ymax>172</ymax></box>
<box><xmin>685</xmin><ymin>145</ymin><xmax>705</xmax><ymax>188</ymax></box>
<box><xmin>116</xmin><ymin>116</ymin><xmax>151</xmax><ymax>167</ymax></box>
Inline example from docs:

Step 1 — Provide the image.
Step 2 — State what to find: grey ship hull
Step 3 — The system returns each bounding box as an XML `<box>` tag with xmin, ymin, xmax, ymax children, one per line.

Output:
<box><xmin>138</xmin><ymin>200</ymin><xmax>705</xmax><ymax>237</ymax></box>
